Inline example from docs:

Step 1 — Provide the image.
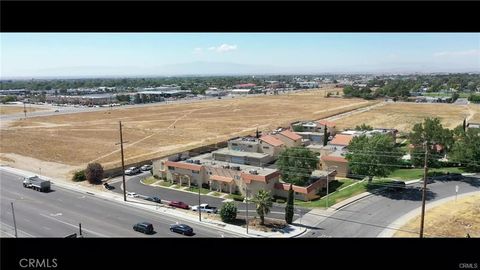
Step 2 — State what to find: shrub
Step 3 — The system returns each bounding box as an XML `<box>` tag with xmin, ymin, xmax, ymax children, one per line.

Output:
<box><xmin>72</xmin><ymin>170</ymin><xmax>86</xmax><ymax>182</ymax></box>
<box><xmin>85</xmin><ymin>163</ymin><xmax>104</xmax><ymax>184</ymax></box>
<box><xmin>230</xmin><ymin>194</ymin><xmax>244</xmax><ymax>202</ymax></box>
<box><xmin>276</xmin><ymin>199</ymin><xmax>286</xmax><ymax>204</ymax></box>
<box><xmin>220</xmin><ymin>202</ymin><xmax>237</xmax><ymax>223</ymax></box>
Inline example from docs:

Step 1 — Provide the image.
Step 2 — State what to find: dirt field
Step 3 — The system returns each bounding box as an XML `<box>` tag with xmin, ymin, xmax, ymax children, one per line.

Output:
<box><xmin>468</xmin><ymin>104</ymin><xmax>480</xmax><ymax>122</ymax></box>
<box><xmin>0</xmin><ymin>105</ymin><xmax>46</xmax><ymax>115</ymax></box>
<box><xmin>0</xmin><ymin>88</ymin><xmax>374</xmax><ymax>178</ymax></box>
<box><xmin>335</xmin><ymin>102</ymin><xmax>474</xmax><ymax>132</ymax></box>
<box><xmin>394</xmin><ymin>193</ymin><xmax>480</xmax><ymax>237</ymax></box>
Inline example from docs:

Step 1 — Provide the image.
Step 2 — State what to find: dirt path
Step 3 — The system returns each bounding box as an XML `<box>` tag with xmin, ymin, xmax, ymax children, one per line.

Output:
<box><xmin>322</xmin><ymin>102</ymin><xmax>385</xmax><ymax>122</ymax></box>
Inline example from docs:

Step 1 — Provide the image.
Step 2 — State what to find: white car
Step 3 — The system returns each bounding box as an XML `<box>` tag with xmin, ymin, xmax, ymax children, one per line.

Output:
<box><xmin>140</xmin><ymin>165</ymin><xmax>152</xmax><ymax>171</ymax></box>
<box><xmin>127</xmin><ymin>192</ymin><xmax>139</xmax><ymax>198</ymax></box>
<box><xmin>192</xmin><ymin>203</ymin><xmax>218</xmax><ymax>214</ymax></box>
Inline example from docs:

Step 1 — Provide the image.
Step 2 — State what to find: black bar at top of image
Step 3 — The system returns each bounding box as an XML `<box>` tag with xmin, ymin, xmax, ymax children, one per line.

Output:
<box><xmin>1</xmin><ymin>1</ymin><xmax>480</xmax><ymax>32</ymax></box>
<box><xmin>1</xmin><ymin>238</ymin><xmax>479</xmax><ymax>270</ymax></box>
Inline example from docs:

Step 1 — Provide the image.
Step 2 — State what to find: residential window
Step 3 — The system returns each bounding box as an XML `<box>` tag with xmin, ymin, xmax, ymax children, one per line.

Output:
<box><xmin>168</xmin><ymin>166</ymin><xmax>175</xmax><ymax>170</ymax></box>
<box><xmin>263</xmin><ymin>146</ymin><xmax>269</xmax><ymax>149</ymax></box>
<box><xmin>192</xmin><ymin>170</ymin><xmax>199</xmax><ymax>174</ymax></box>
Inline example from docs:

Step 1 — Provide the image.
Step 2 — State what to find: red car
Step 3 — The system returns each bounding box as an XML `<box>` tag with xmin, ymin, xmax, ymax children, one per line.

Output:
<box><xmin>168</xmin><ymin>201</ymin><xmax>190</xmax><ymax>210</ymax></box>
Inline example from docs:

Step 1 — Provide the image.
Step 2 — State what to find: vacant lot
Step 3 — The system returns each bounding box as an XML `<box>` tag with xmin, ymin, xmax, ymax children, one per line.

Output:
<box><xmin>0</xmin><ymin>88</ymin><xmax>373</xmax><ymax>178</ymax></box>
<box><xmin>394</xmin><ymin>193</ymin><xmax>480</xmax><ymax>237</ymax></box>
<box><xmin>335</xmin><ymin>102</ymin><xmax>474</xmax><ymax>132</ymax></box>
<box><xmin>468</xmin><ymin>104</ymin><xmax>480</xmax><ymax>122</ymax></box>
<box><xmin>0</xmin><ymin>105</ymin><xmax>46</xmax><ymax>115</ymax></box>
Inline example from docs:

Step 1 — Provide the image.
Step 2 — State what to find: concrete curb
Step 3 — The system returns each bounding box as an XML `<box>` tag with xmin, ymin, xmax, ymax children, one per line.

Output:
<box><xmin>1</xmin><ymin>166</ymin><xmax>306</xmax><ymax>238</ymax></box>
<box><xmin>378</xmin><ymin>190</ymin><xmax>480</xmax><ymax>238</ymax></box>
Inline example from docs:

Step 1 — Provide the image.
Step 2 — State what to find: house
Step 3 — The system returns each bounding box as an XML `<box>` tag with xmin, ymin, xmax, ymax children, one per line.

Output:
<box><xmin>234</xmin><ymin>83</ymin><xmax>256</xmax><ymax>89</ymax></box>
<box><xmin>276</xmin><ymin>130</ymin><xmax>302</xmax><ymax>147</ymax></box>
<box><xmin>316</xmin><ymin>120</ymin><xmax>337</xmax><ymax>135</ymax></box>
<box><xmin>320</xmin><ymin>152</ymin><xmax>350</xmax><ymax>177</ymax></box>
<box><xmin>230</xmin><ymin>89</ymin><xmax>253</xmax><ymax>95</ymax></box>
<box><xmin>274</xmin><ymin>170</ymin><xmax>337</xmax><ymax>201</ymax></box>
<box><xmin>329</xmin><ymin>134</ymin><xmax>354</xmax><ymax>147</ymax></box>
<box><xmin>259</xmin><ymin>135</ymin><xmax>286</xmax><ymax>158</ymax></box>
<box><xmin>291</xmin><ymin>120</ymin><xmax>336</xmax><ymax>136</ymax></box>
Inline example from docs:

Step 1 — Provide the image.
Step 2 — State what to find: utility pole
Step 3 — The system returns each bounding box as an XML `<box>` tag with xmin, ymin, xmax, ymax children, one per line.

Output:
<box><xmin>198</xmin><ymin>181</ymin><xmax>202</xmax><ymax>222</ymax></box>
<box><xmin>23</xmin><ymin>102</ymin><xmax>27</xmax><ymax>119</ymax></box>
<box><xmin>245</xmin><ymin>188</ymin><xmax>249</xmax><ymax>234</ymax></box>
<box><xmin>116</xmin><ymin>121</ymin><xmax>127</xmax><ymax>202</ymax></box>
<box><xmin>11</xmin><ymin>202</ymin><xmax>18</xmax><ymax>238</ymax></box>
<box><xmin>419</xmin><ymin>142</ymin><xmax>429</xmax><ymax>238</ymax></box>
<box><xmin>79</xmin><ymin>223</ymin><xmax>82</xmax><ymax>237</ymax></box>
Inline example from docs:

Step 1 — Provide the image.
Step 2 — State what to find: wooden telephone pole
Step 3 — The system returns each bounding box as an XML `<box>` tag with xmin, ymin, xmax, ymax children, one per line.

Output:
<box><xmin>419</xmin><ymin>142</ymin><xmax>429</xmax><ymax>238</ymax></box>
<box><xmin>116</xmin><ymin>121</ymin><xmax>127</xmax><ymax>201</ymax></box>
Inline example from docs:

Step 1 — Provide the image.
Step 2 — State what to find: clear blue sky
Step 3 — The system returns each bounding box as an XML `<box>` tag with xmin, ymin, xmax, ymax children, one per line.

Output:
<box><xmin>1</xmin><ymin>33</ymin><xmax>479</xmax><ymax>77</ymax></box>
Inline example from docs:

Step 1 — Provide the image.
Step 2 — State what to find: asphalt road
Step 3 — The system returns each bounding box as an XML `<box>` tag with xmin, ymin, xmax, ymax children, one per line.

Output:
<box><xmin>0</xmin><ymin>170</ymin><xmax>238</xmax><ymax>238</ymax></box>
<box><xmin>302</xmin><ymin>175</ymin><xmax>480</xmax><ymax>237</ymax></box>
<box><xmin>108</xmin><ymin>172</ymin><xmax>306</xmax><ymax>221</ymax></box>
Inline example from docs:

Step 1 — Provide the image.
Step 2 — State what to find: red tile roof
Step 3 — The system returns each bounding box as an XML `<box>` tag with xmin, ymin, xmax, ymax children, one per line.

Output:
<box><xmin>260</xmin><ymin>135</ymin><xmax>285</xmax><ymax>147</ymax></box>
<box><xmin>316</xmin><ymin>120</ymin><xmax>336</xmax><ymax>127</ymax></box>
<box><xmin>280</xmin><ymin>130</ymin><xmax>302</xmax><ymax>141</ymax></box>
<box><xmin>236</xmin><ymin>83</ymin><xmax>256</xmax><ymax>88</ymax></box>
<box><xmin>321</xmin><ymin>155</ymin><xmax>348</xmax><ymax>163</ymax></box>
<box><xmin>209</xmin><ymin>175</ymin><xmax>234</xmax><ymax>183</ymax></box>
<box><xmin>241</xmin><ymin>171</ymin><xmax>280</xmax><ymax>184</ymax></box>
<box><xmin>165</xmin><ymin>161</ymin><xmax>203</xmax><ymax>171</ymax></box>
<box><xmin>330</xmin><ymin>134</ymin><xmax>353</xmax><ymax>146</ymax></box>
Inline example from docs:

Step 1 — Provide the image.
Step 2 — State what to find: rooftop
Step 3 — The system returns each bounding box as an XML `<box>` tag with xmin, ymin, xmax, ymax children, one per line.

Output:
<box><xmin>260</xmin><ymin>135</ymin><xmax>285</xmax><ymax>147</ymax></box>
<box><xmin>212</xmin><ymin>148</ymin><xmax>270</xmax><ymax>159</ymax></box>
<box><xmin>330</xmin><ymin>134</ymin><xmax>354</xmax><ymax>146</ymax></box>
<box><xmin>279</xmin><ymin>130</ymin><xmax>302</xmax><ymax>141</ymax></box>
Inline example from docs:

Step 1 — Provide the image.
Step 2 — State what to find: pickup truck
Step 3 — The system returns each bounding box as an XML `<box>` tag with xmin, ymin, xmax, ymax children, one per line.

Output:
<box><xmin>192</xmin><ymin>203</ymin><xmax>218</xmax><ymax>214</ymax></box>
<box><xmin>23</xmin><ymin>176</ymin><xmax>51</xmax><ymax>192</ymax></box>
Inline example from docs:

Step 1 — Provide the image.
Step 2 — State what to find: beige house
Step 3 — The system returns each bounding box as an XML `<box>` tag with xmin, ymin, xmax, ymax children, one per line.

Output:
<box><xmin>274</xmin><ymin>170</ymin><xmax>337</xmax><ymax>201</ymax></box>
<box><xmin>259</xmin><ymin>135</ymin><xmax>286</xmax><ymax>158</ymax></box>
<box><xmin>276</xmin><ymin>130</ymin><xmax>303</xmax><ymax>147</ymax></box>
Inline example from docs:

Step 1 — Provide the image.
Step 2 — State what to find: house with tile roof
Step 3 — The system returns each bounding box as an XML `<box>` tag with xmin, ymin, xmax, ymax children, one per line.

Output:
<box><xmin>275</xmin><ymin>130</ymin><xmax>303</xmax><ymax>147</ymax></box>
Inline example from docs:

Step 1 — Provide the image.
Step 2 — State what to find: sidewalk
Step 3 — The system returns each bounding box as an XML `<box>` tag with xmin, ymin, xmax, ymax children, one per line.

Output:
<box><xmin>0</xmin><ymin>165</ymin><xmax>305</xmax><ymax>238</ymax></box>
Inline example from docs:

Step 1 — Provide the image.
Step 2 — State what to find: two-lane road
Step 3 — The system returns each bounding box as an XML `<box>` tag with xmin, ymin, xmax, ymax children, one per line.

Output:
<box><xmin>0</xmin><ymin>170</ymin><xmax>238</xmax><ymax>238</ymax></box>
<box><xmin>303</xmin><ymin>175</ymin><xmax>480</xmax><ymax>237</ymax></box>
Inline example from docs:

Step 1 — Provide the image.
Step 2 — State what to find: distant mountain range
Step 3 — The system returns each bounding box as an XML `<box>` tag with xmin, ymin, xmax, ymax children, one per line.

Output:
<box><xmin>2</xmin><ymin>61</ymin><xmax>479</xmax><ymax>79</ymax></box>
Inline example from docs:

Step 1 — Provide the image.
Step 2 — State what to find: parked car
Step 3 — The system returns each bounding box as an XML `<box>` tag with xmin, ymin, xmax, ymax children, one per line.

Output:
<box><xmin>145</xmin><ymin>196</ymin><xmax>161</xmax><ymax>203</ymax></box>
<box><xmin>127</xmin><ymin>192</ymin><xmax>139</xmax><ymax>198</ymax></box>
<box><xmin>192</xmin><ymin>203</ymin><xmax>218</xmax><ymax>214</ymax></box>
<box><xmin>103</xmin><ymin>183</ymin><xmax>115</xmax><ymax>190</ymax></box>
<box><xmin>125</xmin><ymin>167</ymin><xmax>140</xmax><ymax>175</ymax></box>
<box><xmin>168</xmin><ymin>201</ymin><xmax>190</xmax><ymax>210</ymax></box>
<box><xmin>133</xmin><ymin>222</ymin><xmax>154</xmax><ymax>234</ymax></box>
<box><xmin>140</xmin><ymin>164</ymin><xmax>152</xmax><ymax>171</ymax></box>
<box><xmin>170</xmin><ymin>224</ymin><xmax>194</xmax><ymax>236</ymax></box>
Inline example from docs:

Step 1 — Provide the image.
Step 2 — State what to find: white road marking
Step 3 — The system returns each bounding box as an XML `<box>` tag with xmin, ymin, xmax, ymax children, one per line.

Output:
<box><xmin>39</xmin><ymin>213</ymin><xmax>109</xmax><ymax>237</ymax></box>
<box><xmin>50</xmin><ymin>213</ymin><xmax>63</xmax><ymax>217</ymax></box>
<box><xmin>0</xmin><ymin>221</ymin><xmax>35</xmax><ymax>237</ymax></box>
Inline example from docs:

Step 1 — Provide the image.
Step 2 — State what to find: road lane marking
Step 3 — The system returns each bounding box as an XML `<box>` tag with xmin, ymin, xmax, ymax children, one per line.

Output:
<box><xmin>0</xmin><ymin>221</ymin><xmax>35</xmax><ymax>237</ymax></box>
<box><xmin>39</xmin><ymin>213</ymin><xmax>109</xmax><ymax>237</ymax></box>
<box><xmin>50</xmin><ymin>213</ymin><xmax>63</xmax><ymax>217</ymax></box>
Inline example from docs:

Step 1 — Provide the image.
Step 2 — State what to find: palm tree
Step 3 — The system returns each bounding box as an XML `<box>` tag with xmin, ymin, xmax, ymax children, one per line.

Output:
<box><xmin>252</xmin><ymin>190</ymin><xmax>273</xmax><ymax>225</ymax></box>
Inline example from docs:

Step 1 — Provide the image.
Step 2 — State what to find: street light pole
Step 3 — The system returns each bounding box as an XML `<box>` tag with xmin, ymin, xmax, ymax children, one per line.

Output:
<box><xmin>198</xmin><ymin>181</ymin><xmax>202</xmax><ymax>222</ymax></box>
<box><xmin>11</xmin><ymin>202</ymin><xmax>18</xmax><ymax>238</ymax></box>
<box><xmin>118</xmin><ymin>121</ymin><xmax>127</xmax><ymax>202</ymax></box>
<box><xmin>245</xmin><ymin>188</ymin><xmax>249</xmax><ymax>234</ymax></box>
<box><xmin>419</xmin><ymin>142</ymin><xmax>429</xmax><ymax>238</ymax></box>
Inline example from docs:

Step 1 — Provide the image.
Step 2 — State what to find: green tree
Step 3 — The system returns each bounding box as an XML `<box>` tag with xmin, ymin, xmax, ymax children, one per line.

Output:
<box><xmin>450</xmin><ymin>128</ymin><xmax>480</xmax><ymax>172</ymax></box>
<box><xmin>276</xmin><ymin>147</ymin><xmax>319</xmax><ymax>186</ymax></box>
<box><xmin>252</xmin><ymin>190</ymin><xmax>273</xmax><ymax>225</ymax></box>
<box><xmin>409</xmin><ymin>118</ymin><xmax>451</xmax><ymax>168</ymax></box>
<box><xmin>285</xmin><ymin>184</ymin><xmax>294</xmax><ymax>224</ymax></box>
<box><xmin>219</xmin><ymin>201</ymin><xmax>237</xmax><ymax>223</ymax></box>
<box><xmin>355</xmin><ymin>123</ymin><xmax>373</xmax><ymax>131</ymax></box>
<box><xmin>85</xmin><ymin>163</ymin><xmax>104</xmax><ymax>184</ymax></box>
<box><xmin>346</xmin><ymin>134</ymin><xmax>402</xmax><ymax>182</ymax></box>
<box><xmin>323</xmin><ymin>125</ymin><xmax>328</xmax><ymax>146</ymax></box>
<box><xmin>1</xmin><ymin>96</ymin><xmax>16</xmax><ymax>103</ymax></box>
<box><xmin>72</xmin><ymin>170</ymin><xmax>86</xmax><ymax>182</ymax></box>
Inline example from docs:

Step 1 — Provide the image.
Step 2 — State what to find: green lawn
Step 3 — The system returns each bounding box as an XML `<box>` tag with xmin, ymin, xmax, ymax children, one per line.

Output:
<box><xmin>159</xmin><ymin>181</ymin><xmax>173</xmax><ymax>187</ymax></box>
<box><xmin>210</xmin><ymin>192</ymin><xmax>222</xmax><ymax>197</ymax></box>
<box><xmin>226</xmin><ymin>194</ymin><xmax>244</xmax><ymax>201</ymax></box>
<box><xmin>388</xmin><ymin>167</ymin><xmax>465</xmax><ymax>180</ymax></box>
<box><xmin>141</xmin><ymin>177</ymin><xmax>158</xmax><ymax>185</ymax></box>
<box><xmin>295</xmin><ymin>179</ymin><xmax>394</xmax><ymax>208</ymax></box>
<box><xmin>185</xmin><ymin>186</ymin><xmax>210</xmax><ymax>194</ymax></box>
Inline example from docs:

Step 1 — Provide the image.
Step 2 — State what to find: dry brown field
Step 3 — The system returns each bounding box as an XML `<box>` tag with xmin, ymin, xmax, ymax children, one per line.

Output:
<box><xmin>0</xmin><ymin>105</ymin><xmax>46</xmax><ymax>115</ymax></box>
<box><xmin>0</xmin><ymin>88</ymin><xmax>374</xmax><ymax>178</ymax></box>
<box><xmin>335</xmin><ymin>102</ymin><xmax>476</xmax><ymax>132</ymax></box>
<box><xmin>394</xmin><ymin>193</ymin><xmax>480</xmax><ymax>237</ymax></box>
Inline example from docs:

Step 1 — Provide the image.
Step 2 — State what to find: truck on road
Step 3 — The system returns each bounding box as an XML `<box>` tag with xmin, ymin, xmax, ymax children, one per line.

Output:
<box><xmin>192</xmin><ymin>203</ymin><xmax>218</xmax><ymax>214</ymax></box>
<box><xmin>23</xmin><ymin>176</ymin><xmax>51</xmax><ymax>192</ymax></box>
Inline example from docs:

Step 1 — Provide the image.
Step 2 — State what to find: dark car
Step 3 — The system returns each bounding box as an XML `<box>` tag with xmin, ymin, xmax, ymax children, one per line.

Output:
<box><xmin>168</xmin><ymin>201</ymin><xmax>190</xmax><ymax>210</ymax></box>
<box><xmin>103</xmin><ymin>183</ymin><xmax>115</xmax><ymax>190</ymax></box>
<box><xmin>145</xmin><ymin>196</ymin><xmax>161</xmax><ymax>203</ymax></box>
<box><xmin>133</xmin><ymin>222</ymin><xmax>154</xmax><ymax>234</ymax></box>
<box><xmin>386</xmin><ymin>180</ymin><xmax>406</xmax><ymax>191</ymax></box>
<box><xmin>170</xmin><ymin>224</ymin><xmax>194</xmax><ymax>236</ymax></box>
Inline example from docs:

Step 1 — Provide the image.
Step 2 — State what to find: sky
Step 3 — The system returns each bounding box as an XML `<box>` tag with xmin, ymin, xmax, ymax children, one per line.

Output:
<box><xmin>1</xmin><ymin>33</ymin><xmax>479</xmax><ymax>78</ymax></box>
